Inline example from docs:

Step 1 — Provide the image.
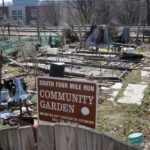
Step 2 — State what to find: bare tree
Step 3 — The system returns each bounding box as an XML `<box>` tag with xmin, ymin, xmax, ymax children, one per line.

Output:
<box><xmin>94</xmin><ymin>0</ymin><xmax>117</xmax><ymax>24</ymax></box>
<box><xmin>116</xmin><ymin>0</ymin><xmax>142</xmax><ymax>25</ymax></box>
<box><xmin>39</xmin><ymin>0</ymin><xmax>61</xmax><ymax>26</ymax></box>
<box><xmin>38</xmin><ymin>0</ymin><xmax>148</xmax><ymax>26</ymax></box>
<box><xmin>66</xmin><ymin>0</ymin><xmax>95</xmax><ymax>24</ymax></box>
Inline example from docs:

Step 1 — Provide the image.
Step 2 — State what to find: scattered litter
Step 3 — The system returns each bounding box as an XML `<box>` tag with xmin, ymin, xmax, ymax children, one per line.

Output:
<box><xmin>128</xmin><ymin>132</ymin><xmax>144</xmax><ymax>145</ymax></box>
<box><xmin>13</xmin><ymin>107</ymin><xmax>33</xmax><ymax>116</ymax></box>
<box><xmin>38</xmin><ymin>46</ymin><xmax>58</xmax><ymax>55</ymax></box>
<box><xmin>0</xmin><ymin>112</ymin><xmax>16</xmax><ymax>120</ymax></box>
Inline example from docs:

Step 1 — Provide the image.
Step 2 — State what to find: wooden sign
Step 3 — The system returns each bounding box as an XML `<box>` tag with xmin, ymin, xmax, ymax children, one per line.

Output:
<box><xmin>37</xmin><ymin>76</ymin><xmax>98</xmax><ymax>128</ymax></box>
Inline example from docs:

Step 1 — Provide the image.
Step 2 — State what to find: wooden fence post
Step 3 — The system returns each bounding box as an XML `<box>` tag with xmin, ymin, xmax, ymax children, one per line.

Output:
<box><xmin>38</xmin><ymin>124</ymin><xmax>55</xmax><ymax>150</ymax></box>
<box><xmin>54</xmin><ymin>124</ymin><xmax>77</xmax><ymax>150</ymax></box>
<box><xmin>75</xmin><ymin>126</ymin><xmax>97</xmax><ymax>150</ymax></box>
<box><xmin>19</xmin><ymin>126</ymin><xmax>36</xmax><ymax>150</ymax></box>
<box><xmin>0</xmin><ymin>127</ymin><xmax>21</xmax><ymax>150</ymax></box>
<box><xmin>0</xmin><ymin>126</ymin><xmax>36</xmax><ymax>150</ymax></box>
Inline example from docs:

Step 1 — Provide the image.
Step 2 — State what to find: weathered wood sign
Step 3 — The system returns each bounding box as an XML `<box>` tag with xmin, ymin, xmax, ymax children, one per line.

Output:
<box><xmin>37</xmin><ymin>76</ymin><xmax>98</xmax><ymax>128</ymax></box>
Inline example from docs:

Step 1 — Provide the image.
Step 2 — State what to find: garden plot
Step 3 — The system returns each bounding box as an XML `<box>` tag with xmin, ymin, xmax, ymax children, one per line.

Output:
<box><xmin>106</xmin><ymin>61</ymin><xmax>135</xmax><ymax>69</ymax></box>
<box><xmin>37</xmin><ymin>55</ymin><xmax>85</xmax><ymax>64</ymax></box>
<box><xmin>20</xmin><ymin>62</ymin><xmax>119</xmax><ymax>78</ymax></box>
<box><xmin>27</xmin><ymin>51</ymin><xmax>138</xmax><ymax>73</ymax></box>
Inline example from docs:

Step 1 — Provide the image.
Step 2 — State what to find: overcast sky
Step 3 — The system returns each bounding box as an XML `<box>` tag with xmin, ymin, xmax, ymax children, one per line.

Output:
<box><xmin>0</xmin><ymin>0</ymin><xmax>44</xmax><ymax>5</ymax></box>
<box><xmin>0</xmin><ymin>0</ymin><xmax>12</xmax><ymax>4</ymax></box>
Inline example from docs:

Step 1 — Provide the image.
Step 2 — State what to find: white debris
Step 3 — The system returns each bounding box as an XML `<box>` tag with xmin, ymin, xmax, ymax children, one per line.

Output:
<box><xmin>0</xmin><ymin>112</ymin><xmax>16</xmax><ymax>119</ymax></box>
<box><xmin>107</xmin><ymin>82</ymin><xmax>122</xmax><ymax>101</ymax></box>
<box><xmin>39</xmin><ymin>46</ymin><xmax>58</xmax><ymax>55</ymax></box>
<box><xmin>118</xmin><ymin>84</ymin><xmax>148</xmax><ymax>105</ymax></box>
<box><xmin>141</xmin><ymin>70</ymin><xmax>150</xmax><ymax>77</ymax></box>
<box><xmin>111</xmin><ymin>82</ymin><xmax>122</xmax><ymax>90</ymax></box>
<box><xmin>13</xmin><ymin>107</ymin><xmax>33</xmax><ymax>116</ymax></box>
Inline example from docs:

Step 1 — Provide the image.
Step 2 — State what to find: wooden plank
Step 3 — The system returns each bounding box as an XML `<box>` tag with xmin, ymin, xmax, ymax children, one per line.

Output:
<box><xmin>8</xmin><ymin>58</ymin><xmax>26</xmax><ymax>70</ymax></box>
<box><xmin>7</xmin><ymin>127</ymin><xmax>21</xmax><ymax>150</ymax></box>
<box><xmin>0</xmin><ymin>123</ymin><xmax>141</xmax><ymax>150</ymax></box>
<box><xmin>95</xmin><ymin>131</ymin><xmax>141</xmax><ymax>150</ymax></box>
<box><xmin>96</xmin><ymin>132</ymin><xmax>111</xmax><ymax>150</ymax></box>
<box><xmin>75</xmin><ymin>126</ymin><xmax>97</xmax><ymax>150</ymax></box>
<box><xmin>19</xmin><ymin>126</ymin><xmax>36</xmax><ymax>150</ymax></box>
<box><xmin>113</xmin><ymin>140</ymin><xmax>141</xmax><ymax>150</ymax></box>
<box><xmin>0</xmin><ymin>126</ymin><xmax>35</xmax><ymax>150</ymax></box>
<box><xmin>0</xmin><ymin>128</ymin><xmax>11</xmax><ymax>150</ymax></box>
<box><xmin>75</xmin><ymin>125</ymin><xmax>140</xmax><ymax>150</ymax></box>
<box><xmin>0</xmin><ymin>127</ymin><xmax>21</xmax><ymax>150</ymax></box>
<box><xmin>38</xmin><ymin>124</ymin><xmax>55</xmax><ymax>150</ymax></box>
<box><xmin>54</xmin><ymin>123</ymin><xmax>77</xmax><ymax>150</ymax></box>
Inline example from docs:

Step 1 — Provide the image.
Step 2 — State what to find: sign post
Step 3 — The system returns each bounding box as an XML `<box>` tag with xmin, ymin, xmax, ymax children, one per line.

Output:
<box><xmin>37</xmin><ymin>76</ymin><xmax>98</xmax><ymax>129</ymax></box>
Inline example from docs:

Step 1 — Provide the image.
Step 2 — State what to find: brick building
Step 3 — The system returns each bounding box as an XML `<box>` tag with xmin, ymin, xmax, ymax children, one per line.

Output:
<box><xmin>0</xmin><ymin>0</ymin><xmax>68</xmax><ymax>26</ymax></box>
<box><xmin>0</xmin><ymin>0</ymin><xmax>40</xmax><ymax>25</ymax></box>
<box><xmin>0</xmin><ymin>7</ymin><xmax>9</xmax><ymax>20</ymax></box>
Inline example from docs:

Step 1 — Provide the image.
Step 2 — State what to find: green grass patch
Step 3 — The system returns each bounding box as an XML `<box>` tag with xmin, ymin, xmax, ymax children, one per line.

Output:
<box><xmin>98</xmin><ymin>70</ymin><xmax>150</xmax><ymax>142</ymax></box>
<box><xmin>99</xmin><ymin>60</ymin><xmax>105</xmax><ymax>65</ymax></box>
<box><xmin>115</xmin><ymin>70</ymin><xmax>141</xmax><ymax>101</ymax></box>
<box><xmin>144</xmin><ymin>82</ymin><xmax>150</xmax><ymax>103</ymax></box>
<box><xmin>98</xmin><ymin>102</ymin><xmax>150</xmax><ymax>141</ymax></box>
<box><xmin>124</xmin><ymin>104</ymin><xmax>148</xmax><ymax>119</ymax></box>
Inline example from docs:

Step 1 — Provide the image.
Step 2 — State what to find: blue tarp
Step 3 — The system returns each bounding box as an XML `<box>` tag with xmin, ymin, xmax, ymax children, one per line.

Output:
<box><xmin>86</xmin><ymin>26</ymin><xmax>112</xmax><ymax>47</ymax></box>
<box><xmin>13</xmin><ymin>78</ymin><xmax>28</xmax><ymax>102</ymax></box>
<box><xmin>86</xmin><ymin>27</ymin><xmax>100</xmax><ymax>45</ymax></box>
<box><xmin>0</xmin><ymin>89</ymin><xmax>9</xmax><ymax>103</ymax></box>
<box><xmin>121</xmin><ymin>26</ymin><xmax>130</xmax><ymax>43</ymax></box>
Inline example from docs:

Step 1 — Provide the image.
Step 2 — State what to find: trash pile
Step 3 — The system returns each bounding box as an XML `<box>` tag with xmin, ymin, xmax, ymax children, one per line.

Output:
<box><xmin>0</xmin><ymin>77</ymin><xmax>37</xmax><ymax>126</ymax></box>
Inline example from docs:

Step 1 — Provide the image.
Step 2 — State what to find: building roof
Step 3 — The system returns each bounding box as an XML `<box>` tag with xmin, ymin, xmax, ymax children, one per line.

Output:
<box><xmin>0</xmin><ymin>0</ymin><xmax>41</xmax><ymax>6</ymax></box>
<box><xmin>12</xmin><ymin>0</ymin><xmax>40</xmax><ymax>6</ymax></box>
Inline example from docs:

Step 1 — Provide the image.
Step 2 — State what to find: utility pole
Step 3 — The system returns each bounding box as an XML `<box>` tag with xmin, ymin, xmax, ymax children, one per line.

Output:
<box><xmin>1</xmin><ymin>0</ymin><xmax>6</xmax><ymax>39</ymax></box>
<box><xmin>0</xmin><ymin>50</ymin><xmax>2</xmax><ymax>101</ymax></box>
<box><xmin>147</xmin><ymin>0</ymin><xmax>150</xmax><ymax>25</ymax></box>
<box><xmin>0</xmin><ymin>50</ymin><xmax>2</xmax><ymax>85</ymax></box>
<box><xmin>36</xmin><ymin>10</ymin><xmax>41</xmax><ymax>44</ymax></box>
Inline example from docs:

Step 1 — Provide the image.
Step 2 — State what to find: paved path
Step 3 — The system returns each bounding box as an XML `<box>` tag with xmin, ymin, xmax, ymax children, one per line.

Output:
<box><xmin>118</xmin><ymin>84</ymin><xmax>148</xmax><ymax>105</ymax></box>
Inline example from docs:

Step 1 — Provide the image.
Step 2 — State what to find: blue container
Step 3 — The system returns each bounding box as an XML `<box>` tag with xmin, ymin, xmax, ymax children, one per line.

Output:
<box><xmin>128</xmin><ymin>132</ymin><xmax>144</xmax><ymax>145</ymax></box>
<box><xmin>0</xmin><ymin>89</ymin><xmax>9</xmax><ymax>102</ymax></box>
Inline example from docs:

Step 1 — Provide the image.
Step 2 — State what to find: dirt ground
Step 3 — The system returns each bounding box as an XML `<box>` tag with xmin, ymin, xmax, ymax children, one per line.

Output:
<box><xmin>97</xmin><ymin>45</ymin><xmax>150</xmax><ymax>147</ymax></box>
<box><xmin>1</xmin><ymin>43</ymin><xmax>150</xmax><ymax>148</ymax></box>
